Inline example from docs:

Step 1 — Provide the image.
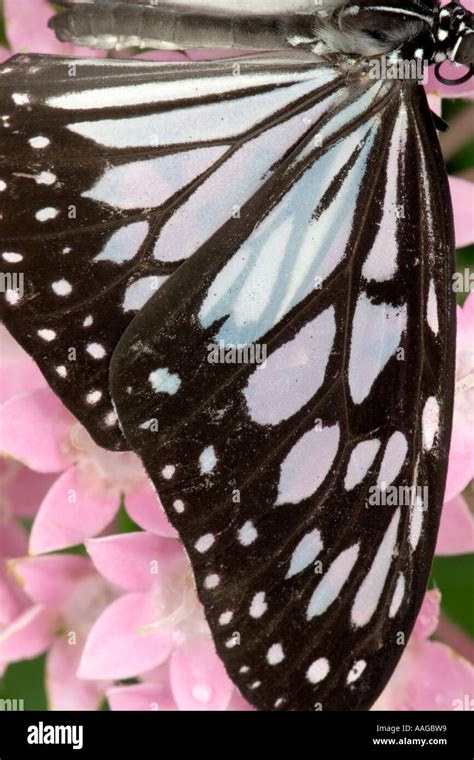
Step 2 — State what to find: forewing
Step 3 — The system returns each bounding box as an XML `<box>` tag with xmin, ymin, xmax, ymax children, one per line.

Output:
<box><xmin>0</xmin><ymin>52</ymin><xmax>339</xmax><ymax>449</ymax></box>
<box><xmin>110</xmin><ymin>73</ymin><xmax>455</xmax><ymax>709</ymax></box>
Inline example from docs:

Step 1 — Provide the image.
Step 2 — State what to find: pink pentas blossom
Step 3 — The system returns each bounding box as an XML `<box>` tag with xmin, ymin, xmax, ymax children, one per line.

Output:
<box><xmin>0</xmin><ymin>459</ymin><xmax>55</xmax><ymax>558</ymax></box>
<box><xmin>1</xmin><ymin>554</ymin><xmax>114</xmax><ymax>709</ymax></box>
<box><xmin>2</xmin><ymin>0</ymin><xmax>104</xmax><ymax>58</ymax></box>
<box><xmin>374</xmin><ymin>590</ymin><xmax>474</xmax><ymax>710</ymax></box>
<box><xmin>79</xmin><ymin>531</ymin><xmax>238</xmax><ymax>710</ymax></box>
<box><xmin>445</xmin><ymin>293</ymin><xmax>474</xmax><ymax>502</ymax></box>
<box><xmin>0</xmin><ymin>328</ymin><xmax>177</xmax><ymax>554</ymax></box>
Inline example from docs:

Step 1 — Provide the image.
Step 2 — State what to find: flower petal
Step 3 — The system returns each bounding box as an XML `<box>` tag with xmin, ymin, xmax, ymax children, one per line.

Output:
<box><xmin>107</xmin><ymin>681</ymin><xmax>177</xmax><ymax>711</ymax></box>
<box><xmin>0</xmin><ymin>325</ymin><xmax>46</xmax><ymax>406</ymax></box>
<box><xmin>78</xmin><ymin>592</ymin><xmax>173</xmax><ymax>680</ymax></box>
<box><xmin>0</xmin><ymin>460</ymin><xmax>57</xmax><ymax>518</ymax></box>
<box><xmin>4</xmin><ymin>0</ymin><xmax>104</xmax><ymax>57</ymax></box>
<box><xmin>170</xmin><ymin>635</ymin><xmax>234</xmax><ymax>711</ymax></box>
<box><xmin>9</xmin><ymin>554</ymin><xmax>92</xmax><ymax>606</ymax></box>
<box><xmin>375</xmin><ymin>639</ymin><xmax>474</xmax><ymax>710</ymax></box>
<box><xmin>0</xmin><ymin>522</ymin><xmax>28</xmax><ymax>559</ymax></box>
<box><xmin>0</xmin><ymin>388</ymin><xmax>73</xmax><ymax>473</ymax></box>
<box><xmin>436</xmin><ymin>494</ymin><xmax>474</xmax><ymax>556</ymax></box>
<box><xmin>86</xmin><ymin>532</ymin><xmax>182</xmax><ymax>592</ymax></box>
<box><xmin>412</xmin><ymin>589</ymin><xmax>441</xmax><ymax>641</ymax></box>
<box><xmin>46</xmin><ymin>637</ymin><xmax>105</xmax><ymax>711</ymax></box>
<box><xmin>450</xmin><ymin>177</ymin><xmax>474</xmax><ymax>249</ymax></box>
<box><xmin>29</xmin><ymin>467</ymin><xmax>119</xmax><ymax>554</ymax></box>
<box><xmin>0</xmin><ymin>604</ymin><xmax>56</xmax><ymax>662</ymax></box>
<box><xmin>0</xmin><ymin>561</ymin><xmax>30</xmax><ymax>626</ymax></box>
<box><xmin>125</xmin><ymin>483</ymin><xmax>177</xmax><ymax>538</ymax></box>
<box><xmin>227</xmin><ymin>689</ymin><xmax>254</xmax><ymax>711</ymax></box>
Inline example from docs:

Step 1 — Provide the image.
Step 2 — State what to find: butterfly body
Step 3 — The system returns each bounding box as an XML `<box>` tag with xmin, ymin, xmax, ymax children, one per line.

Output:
<box><xmin>52</xmin><ymin>0</ymin><xmax>474</xmax><ymax>65</ymax></box>
<box><xmin>0</xmin><ymin>0</ymin><xmax>471</xmax><ymax>710</ymax></box>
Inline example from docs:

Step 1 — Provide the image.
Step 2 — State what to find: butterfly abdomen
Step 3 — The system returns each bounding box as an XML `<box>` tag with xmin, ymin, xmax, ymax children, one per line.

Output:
<box><xmin>50</xmin><ymin>3</ymin><xmax>317</xmax><ymax>52</ymax></box>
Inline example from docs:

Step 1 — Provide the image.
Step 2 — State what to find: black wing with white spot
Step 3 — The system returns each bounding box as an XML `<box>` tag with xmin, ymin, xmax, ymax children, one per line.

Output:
<box><xmin>110</xmin><ymin>72</ymin><xmax>455</xmax><ymax>710</ymax></box>
<box><xmin>0</xmin><ymin>52</ymin><xmax>337</xmax><ymax>449</ymax></box>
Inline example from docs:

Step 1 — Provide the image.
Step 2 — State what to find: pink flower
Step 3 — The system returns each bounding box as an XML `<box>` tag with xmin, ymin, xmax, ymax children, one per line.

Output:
<box><xmin>0</xmin><ymin>553</ymin><xmax>115</xmax><ymax>708</ymax></box>
<box><xmin>445</xmin><ymin>293</ymin><xmax>474</xmax><ymax>501</ymax></box>
<box><xmin>78</xmin><ymin>531</ymin><xmax>239</xmax><ymax>710</ymax></box>
<box><xmin>0</xmin><ymin>328</ymin><xmax>177</xmax><ymax>555</ymax></box>
<box><xmin>0</xmin><ymin>459</ymin><xmax>55</xmax><ymax>558</ymax></box>
<box><xmin>374</xmin><ymin>590</ymin><xmax>474</xmax><ymax>710</ymax></box>
<box><xmin>0</xmin><ymin>325</ymin><xmax>46</xmax><ymax>406</ymax></box>
<box><xmin>2</xmin><ymin>0</ymin><xmax>104</xmax><ymax>57</ymax></box>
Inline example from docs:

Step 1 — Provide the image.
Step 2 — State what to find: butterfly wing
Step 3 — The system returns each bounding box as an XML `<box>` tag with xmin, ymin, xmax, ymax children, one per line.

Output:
<box><xmin>110</xmin><ymin>75</ymin><xmax>455</xmax><ymax>710</ymax></box>
<box><xmin>0</xmin><ymin>52</ymin><xmax>338</xmax><ymax>449</ymax></box>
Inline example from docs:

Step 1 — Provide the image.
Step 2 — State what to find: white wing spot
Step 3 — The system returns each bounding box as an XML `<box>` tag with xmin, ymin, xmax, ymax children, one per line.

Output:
<box><xmin>0</xmin><ymin>180</ymin><xmax>7</xmax><ymax>191</ymax></box>
<box><xmin>2</xmin><ymin>252</ymin><xmax>23</xmax><ymax>263</ymax></box>
<box><xmin>5</xmin><ymin>290</ymin><xmax>21</xmax><ymax>305</ymax></box>
<box><xmin>239</xmin><ymin>666</ymin><xmax>250</xmax><ymax>674</ymax></box>
<box><xmin>249</xmin><ymin>591</ymin><xmax>267</xmax><ymax>619</ymax></box>
<box><xmin>267</xmin><ymin>643</ymin><xmax>285</xmax><ymax>665</ymax></box>
<box><xmin>36</xmin><ymin>171</ymin><xmax>57</xmax><ymax>186</ymax></box>
<box><xmin>347</xmin><ymin>660</ymin><xmax>366</xmax><ymax>684</ymax></box>
<box><xmin>104</xmin><ymin>412</ymin><xmax>117</xmax><ymax>426</ymax></box>
<box><xmin>12</xmin><ymin>93</ymin><xmax>29</xmax><ymax>105</ymax></box>
<box><xmin>195</xmin><ymin>534</ymin><xmax>215</xmax><ymax>553</ymax></box>
<box><xmin>306</xmin><ymin>658</ymin><xmax>330</xmax><ymax>684</ymax></box>
<box><xmin>29</xmin><ymin>136</ymin><xmax>50</xmax><ymax>149</ymax></box>
<box><xmin>427</xmin><ymin>280</ymin><xmax>439</xmax><ymax>336</ymax></box>
<box><xmin>83</xmin><ymin>315</ymin><xmax>93</xmax><ymax>327</ymax></box>
<box><xmin>344</xmin><ymin>439</ymin><xmax>381</xmax><ymax>491</ymax></box>
<box><xmin>351</xmin><ymin>509</ymin><xmax>401</xmax><ymax>628</ymax></box>
<box><xmin>422</xmin><ymin>396</ymin><xmax>439</xmax><ymax>452</ymax></box>
<box><xmin>86</xmin><ymin>342</ymin><xmax>106</xmax><ymax>359</ymax></box>
<box><xmin>122</xmin><ymin>275</ymin><xmax>167</xmax><ymax>313</ymax></box>
<box><xmin>286</xmin><ymin>528</ymin><xmax>323</xmax><ymax>579</ymax></box>
<box><xmin>349</xmin><ymin>295</ymin><xmax>407</xmax><ymax>404</ymax></box>
<box><xmin>52</xmin><ymin>279</ymin><xmax>72</xmax><ymax>296</ymax></box>
<box><xmin>148</xmin><ymin>367</ymin><xmax>181</xmax><ymax>395</ymax></box>
<box><xmin>37</xmin><ymin>329</ymin><xmax>56</xmax><ymax>342</ymax></box>
<box><xmin>377</xmin><ymin>432</ymin><xmax>408</xmax><ymax>489</ymax></box>
<box><xmin>138</xmin><ymin>419</ymin><xmax>156</xmax><ymax>431</ymax></box>
<box><xmin>173</xmin><ymin>499</ymin><xmax>185</xmax><ymax>513</ymax></box>
<box><xmin>238</xmin><ymin>520</ymin><xmax>257</xmax><ymax>547</ymax></box>
<box><xmin>275</xmin><ymin>424</ymin><xmax>340</xmax><ymax>505</ymax></box>
<box><xmin>36</xmin><ymin>207</ymin><xmax>59</xmax><ymax>222</ymax></box>
<box><xmin>199</xmin><ymin>445</ymin><xmax>217</xmax><ymax>475</ymax></box>
<box><xmin>219</xmin><ymin>611</ymin><xmax>233</xmax><ymax>626</ymax></box>
<box><xmin>161</xmin><ymin>465</ymin><xmax>175</xmax><ymax>480</ymax></box>
<box><xmin>409</xmin><ymin>495</ymin><xmax>424</xmax><ymax>551</ymax></box>
<box><xmin>307</xmin><ymin>544</ymin><xmax>360</xmax><ymax>619</ymax></box>
<box><xmin>55</xmin><ymin>366</ymin><xmax>67</xmax><ymax>378</ymax></box>
<box><xmin>389</xmin><ymin>573</ymin><xmax>405</xmax><ymax>618</ymax></box>
<box><xmin>204</xmin><ymin>574</ymin><xmax>220</xmax><ymax>590</ymax></box>
<box><xmin>86</xmin><ymin>390</ymin><xmax>102</xmax><ymax>405</ymax></box>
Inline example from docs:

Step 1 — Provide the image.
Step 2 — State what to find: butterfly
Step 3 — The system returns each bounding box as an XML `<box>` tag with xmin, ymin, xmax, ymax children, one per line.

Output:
<box><xmin>0</xmin><ymin>0</ymin><xmax>472</xmax><ymax>711</ymax></box>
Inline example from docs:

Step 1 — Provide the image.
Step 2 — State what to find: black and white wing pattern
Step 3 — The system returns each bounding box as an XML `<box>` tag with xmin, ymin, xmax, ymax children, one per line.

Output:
<box><xmin>0</xmin><ymin>52</ymin><xmax>340</xmax><ymax>449</ymax></box>
<box><xmin>110</xmin><ymin>74</ymin><xmax>455</xmax><ymax>710</ymax></box>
